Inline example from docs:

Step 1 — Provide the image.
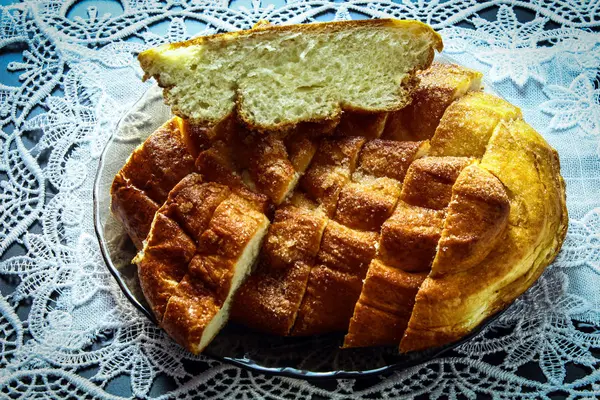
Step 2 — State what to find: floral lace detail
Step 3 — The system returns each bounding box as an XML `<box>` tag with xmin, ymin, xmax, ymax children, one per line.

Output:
<box><xmin>442</xmin><ymin>6</ymin><xmax>600</xmax><ymax>87</ymax></box>
<box><xmin>541</xmin><ymin>74</ymin><xmax>600</xmax><ymax>136</ymax></box>
<box><xmin>558</xmin><ymin>208</ymin><xmax>600</xmax><ymax>274</ymax></box>
<box><xmin>457</xmin><ymin>270</ymin><xmax>597</xmax><ymax>384</ymax></box>
<box><xmin>1</xmin><ymin>1</ymin><xmax>599</xmax><ymax>398</ymax></box>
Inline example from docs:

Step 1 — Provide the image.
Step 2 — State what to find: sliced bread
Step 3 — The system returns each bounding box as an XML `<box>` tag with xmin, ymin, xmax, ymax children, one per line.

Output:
<box><xmin>138</xmin><ymin>19</ymin><xmax>442</xmax><ymax>132</ymax></box>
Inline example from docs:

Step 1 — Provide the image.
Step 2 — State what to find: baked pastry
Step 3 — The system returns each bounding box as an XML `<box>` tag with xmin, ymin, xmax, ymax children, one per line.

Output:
<box><xmin>112</xmin><ymin>43</ymin><xmax>567</xmax><ymax>353</ymax></box>
<box><xmin>138</xmin><ymin>19</ymin><xmax>442</xmax><ymax>131</ymax></box>
<box><xmin>111</xmin><ymin>118</ymin><xmax>320</xmax><ymax>251</ymax></box>
<box><xmin>111</xmin><ymin>117</ymin><xmax>200</xmax><ymax>248</ymax></box>
<box><xmin>134</xmin><ymin>173</ymin><xmax>269</xmax><ymax>353</ymax></box>
<box><xmin>399</xmin><ymin>119</ymin><xmax>567</xmax><ymax>352</ymax></box>
<box><xmin>229</xmin><ymin>64</ymin><xmax>486</xmax><ymax>339</ymax></box>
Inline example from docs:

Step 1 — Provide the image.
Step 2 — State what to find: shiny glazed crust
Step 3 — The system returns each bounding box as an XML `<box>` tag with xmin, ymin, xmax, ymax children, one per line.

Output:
<box><xmin>135</xmin><ymin>174</ymin><xmax>270</xmax><ymax>353</ymax></box>
<box><xmin>111</xmin><ymin>61</ymin><xmax>567</xmax><ymax>353</ymax></box>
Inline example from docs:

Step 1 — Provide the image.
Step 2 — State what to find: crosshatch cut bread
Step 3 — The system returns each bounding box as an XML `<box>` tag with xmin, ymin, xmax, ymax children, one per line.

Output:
<box><xmin>111</xmin><ymin>22</ymin><xmax>567</xmax><ymax>354</ymax></box>
<box><xmin>134</xmin><ymin>174</ymin><xmax>269</xmax><ymax>353</ymax></box>
<box><xmin>138</xmin><ymin>19</ymin><xmax>443</xmax><ymax>131</ymax></box>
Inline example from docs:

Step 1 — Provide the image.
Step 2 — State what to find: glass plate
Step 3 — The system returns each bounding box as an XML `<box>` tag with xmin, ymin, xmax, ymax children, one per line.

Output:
<box><xmin>93</xmin><ymin>54</ymin><xmax>505</xmax><ymax>379</ymax></box>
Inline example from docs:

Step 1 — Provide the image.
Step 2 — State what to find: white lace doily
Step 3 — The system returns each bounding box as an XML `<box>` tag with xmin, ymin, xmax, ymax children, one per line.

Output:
<box><xmin>1</xmin><ymin>1</ymin><xmax>599</xmax><ymax>398</ymax></box>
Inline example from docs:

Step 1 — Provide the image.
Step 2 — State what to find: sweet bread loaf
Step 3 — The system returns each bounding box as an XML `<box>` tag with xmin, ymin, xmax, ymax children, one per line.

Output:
<box><xmin>112</xmin><ymin>52</ymin><xmax>567</xmax><ymax>353</ymax></box>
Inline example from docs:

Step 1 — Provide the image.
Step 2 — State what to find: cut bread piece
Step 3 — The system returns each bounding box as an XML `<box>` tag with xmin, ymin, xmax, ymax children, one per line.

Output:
<box><xmin>110</xmin><ymin>174</ymin><xmax>160</xmax><ymax>250</ymax></box>
<box><xmin>429</xmin><ymin>164</ymin><xmax>510</xmax><ymax>277</ymax></box>
<box><xmin>354</xmin><ymin>139</ymin><xmax>429</xmax><ymax>182</ymax></box>
<box><xmin>135</xmin><ymin>174</ymin><xmax>229</xmax><ymax>319</ymax></box>
<box><xmin>344</xmin><ymin>260</ymin><xmax>427</xmax><ymax>348</ymax></box>
<box><xmin>111</xmin><ymin>117</ymin><xmax>197</xmax><ymax>248</ymax></box>
<box><xmin>334</xmin><ymin>177</ymin><xmax>401</xmax><ymax>231</ymax></box>
<box><xmin>400</xmin><ymin>156</ymin><xmax>474</xmax><ymax>210</ymax></box>
<box><xmin>231</xmin><ymin>205</ymin><xmax>328</xmax><ymax>335</ymax></box>
<box><xmin>383</xmin><ymin>63</ymin><xmax>482</xmax><ymax>141</ymax></box>
<box><xmin>194</xmin><ymin>123</ymin><xmax>315</xmax><ymax>206</ymax></box>
<box><xmin>400</xmin><ymin>164</ymin><xmax>510</xmax><ymax>352</ymax></box>
<box><xmin>160</xmin><ymin>192</ymin><xmax>270</xmax><ymax>353</ymax></box>
<box><xmin>247</xmin><ymin>134</ymin><xmax>299</xmax><ymax>204</ymax></box>
<box><xmin>300</xmin><ymin>137</ymin><xmax>366</xmax><ymax>215</ymax></box>
<box><xmin>138</xmin><ymin>19</ymin><xmax>442</xmax><ymax>131</ymax></box>
<box><xmin>378</xmin><ymin>202</ymin><xmax>445</xmax><ymax>273</ymax></box>
<box><xmin>292</xmin><ymin>221</ymin><xmax>378</xmax><ymax>335</ymax></box>
<box><xmin>135</xmin><ymin>175</ymin><xmax>269</xmax><ymax>353</ymax></box>
<box><xmin>429</xmin><ymin>91</ymin><xmax>521</xmax><ymax>157</ymax></box>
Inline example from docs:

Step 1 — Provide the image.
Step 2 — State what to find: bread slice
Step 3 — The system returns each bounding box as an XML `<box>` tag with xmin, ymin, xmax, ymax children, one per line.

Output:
<box><xmin>399</xmin><ymin>164</ymin><xmax>510</xmax><ymax>352</ymax></box>
<box><xmin>399</xmin><ymin>120</ymin><xmax>567</xmax><ymax>353</ymax></box>
<box><xmin>230</xmin><ymin>204</ymin><xmax>328</xmax><ymax>335</ymax></box>
<box><xmin>382</xmin><ymin>62</ymin><xmax>483</xmax><ymax>141</ymax></box>
<box><xmin>138</xmin><ymin>19</ymin><xmax>442</xmax><ymax>131</ymax></box>
<box><xmin>111</xmin><ymin>118</ymin><xmax>197</xmax><ymax>248</ymax></box>
<box><xmin>161</xmin><ymin>193</ymin><xmax>270</xmax><ymax>354</ymax></box>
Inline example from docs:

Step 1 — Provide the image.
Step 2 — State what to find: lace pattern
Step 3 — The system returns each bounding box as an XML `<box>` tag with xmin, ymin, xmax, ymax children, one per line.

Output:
<box><xmin>1</xmin><ymin>1</ymin><xmax>599</xmax><ymax>398</ymax></box>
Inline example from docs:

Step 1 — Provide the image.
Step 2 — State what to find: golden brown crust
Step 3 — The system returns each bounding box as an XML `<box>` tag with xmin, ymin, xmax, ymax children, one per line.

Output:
<box><xmin>141</xmin><ymin>19</ymin><xmax>442</xmax><ymax>58</ymax></box>
<box><xmin>300</xmin><ymin>137</ymin><xmax>366</xmax><ymax>215</ymax></box>
<box><xmin>110</xmin><ymin>118</ymin><xmax>197</xmax><ymax>249</ymax></box>
<box><xmin>194</xmin><ymin>142</ymin><xmax>272</xmax><ymax>213</ymax></box>
<box><xmin>316</xmin><ymin>221</ymin><xmax>379</xmax><ymax>274</ymax></box>
<box><xmin>343</xmin><ymin>261</ymin><xmax>427</xmax><ymax>347</ymax></box>
<box><xmin>161</xmin><ymin>274</ymin><xmax>221</xmax><ymax>352</ymax></box>
<box><xmin>231</xmin><ymin>205</ymin><xmax>328</xmax><ymax>335</ymax></box>
<box><xmin>195</xmin><ymin>142</ymin><xmax>245</xmax><ymax>188</ymax></box>
<box><xmin>382</xmin><ymin>63</ymin><xmax>483</xmax><ymax>141</ymax></box>
<box><xmin>430</xmin><ymin>164</ymin><xmax>510</xmax><ymax>277</ymax></box>
<box><xmin>136</xmin><ymin>174</ymin><xmax>231</xmax><ymax>320</ymax></box>
<box><xmin>292</xmin><ymin>265</ymin><xmax>365</xmax><ymax>336</ymax></box>
<box><xmin>284</xmin><ymin>132</ymin><xmax>319</xmax><ymax>173</ymax></box>
<box><xmin>137</xmin><ymin>176</ymin><xmax>269</xmax><ymax>353</ymax></box>
<box><xmin>231</xmin><ymin>261</ymin><xmax>312</xmax><ymax>335</ymax></box>
<box><xmin>110</xmin><ymin>173</ymin><xmax>159</xmax><ymax>249</ymax></box>
<box><xmin>344</xmin><ymin>302</ymin><xmax>407</xmax><ymax>347</ymax></box>
<box><xmin>345</xmin><ymin>152</ymin><xmax>479</xmax><ymax>348</ymax></box>
<box><xmin>355</xmin><ymin>139</ymin><xmax>428</xmax><ymax>182</ymax></box>
<box><xmin>177</xmin><ymin>118</ymin><xmax>213</xmax><ymax>158</ymax></box>
<box><xmin>137</xmin><ymin>212</ymin><xmax>196</xmax><ymax>319</ymax></box>
<box><xmin>292</xmin><ymin>221</ymin><xmax>378</xmax><ymax>335</ymax></box>
<box><xmin>429</xmin><ymin>91</ymin><xmax>522</xmax><ymax>157</ymax></box>
<box><xmin>119</xmin><ymin>118</ymin><xmax>196</xmax><ymax>203</ymax></box>
<box><xmin>400</xmin><ymin>120</ymin><xmax>567</xmax><ymax>353</ymax></box>
<box><xmin>401</xmin><ymin>156</ymin><xmax>474</xmax><ymax>210</ymax></box>
<box><xmin>334</xmin><ymin>178</ymin><xmax>401</xmax><ymax>231</ymax></box>
<box><xmin>162</xmin><ymin>174</ymin><xmax>232</xmax><ymax>241</ymax></box>
<box><xmin>247</xmin><ymin>135</ymin><xmax>297</xmax><ymax>205</ymax></box>
<box><xmin>356</xmin><ymin>261</ymin><xmax>428</xmax><ymax>317</ymax></box>
<box><xmin>197</xmin><ymin>194</ymin><xmax>269</xmax><ymax>257</ymax></box>
<box><xmin>262</xmin><ymin>206</ymin><xmax>329</xmax><ymax>268</ymax></box>
<box><xmin>379</xmin><ymin>203</ymin><xmax>445</xmax><ymax>273</ymax></box>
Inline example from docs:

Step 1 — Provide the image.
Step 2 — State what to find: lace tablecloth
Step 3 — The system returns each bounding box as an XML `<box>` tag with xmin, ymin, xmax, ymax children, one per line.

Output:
<box><xmin>1</xmin><ymin>1</ymin><xmax>599</xmax><ymax>398</ymax></box>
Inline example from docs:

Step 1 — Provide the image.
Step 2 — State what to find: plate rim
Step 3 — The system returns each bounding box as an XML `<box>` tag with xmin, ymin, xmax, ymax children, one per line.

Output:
<box><xmin>93</xmin><ymin>53</ymin><xmax>507</xmax><ymax>380</ymax></box>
